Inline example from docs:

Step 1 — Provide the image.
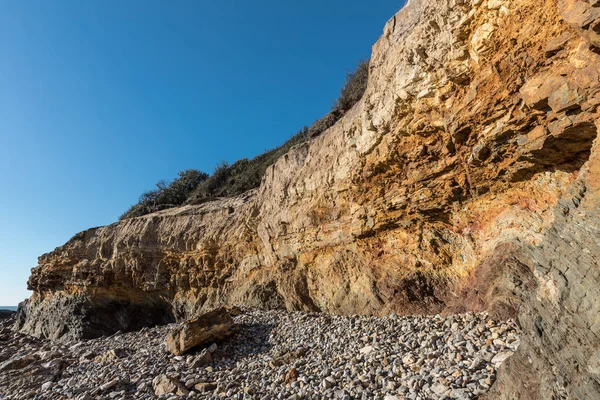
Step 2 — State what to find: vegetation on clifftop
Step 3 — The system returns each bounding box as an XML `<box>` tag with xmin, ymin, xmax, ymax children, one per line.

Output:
<box><xmin>120</xmin><ymin>169</ymin><xmax>209</xmax><ymax>219</ymax></box>
<box><xmin>120</xmin><ymin>59</ymin><xmax>369</xmax><ymax>220</ymax></box>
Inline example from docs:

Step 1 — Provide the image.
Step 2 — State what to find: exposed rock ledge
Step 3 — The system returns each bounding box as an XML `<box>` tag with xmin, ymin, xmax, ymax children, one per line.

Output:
<box><xmin>16</xmin><ymin>0</ymin><xmax>600</xmax><ymax>398</ymax></box>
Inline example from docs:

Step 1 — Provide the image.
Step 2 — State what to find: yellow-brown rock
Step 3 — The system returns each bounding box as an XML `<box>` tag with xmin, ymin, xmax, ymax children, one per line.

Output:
<box><xmin>164</xmin><ymin>307</ymin><xmax>234</xmax><ymax>356</ymax></box>
<box><xmin>14</xmin><ymin>0</ymin><xmax>600</xmax><ymax>398</ymax></box>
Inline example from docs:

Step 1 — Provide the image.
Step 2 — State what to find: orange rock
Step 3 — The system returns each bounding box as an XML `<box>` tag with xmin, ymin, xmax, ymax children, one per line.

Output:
<box><xmin>284</xmin><ymin>367</ymin><xmax>299</xmax><ymax>384</ymax></box>
<box><xmin>165</xmin><ymin>307</ymin><xmax>234</xmax><ymax>356</ymax></box>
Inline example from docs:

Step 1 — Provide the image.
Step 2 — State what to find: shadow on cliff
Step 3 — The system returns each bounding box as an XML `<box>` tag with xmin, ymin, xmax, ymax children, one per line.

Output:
<box><xmin>510</xmin><ymin>120</ymin><xmax>597</xmax><ymax>182</ymax></box>
<box><xmin>86</xmin><ymin>299</ymin><xmax>176</xmax><ymax>336</ymax></box>
<box><xmin>14</xmin><ymin>294</ymin><xmax>179</xmax><ymax>341</ymax></box>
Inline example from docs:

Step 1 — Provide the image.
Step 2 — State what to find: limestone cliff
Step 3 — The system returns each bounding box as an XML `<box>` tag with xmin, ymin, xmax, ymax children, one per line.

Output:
<box><xmin>16</xmin><ymin>0</ymin><xmax>600</xmax><ymax>398</ymax></box>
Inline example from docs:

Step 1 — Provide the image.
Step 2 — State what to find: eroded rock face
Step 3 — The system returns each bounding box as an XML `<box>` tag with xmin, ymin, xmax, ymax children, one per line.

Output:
<box><xmin>15</xmin><ymin>0</ymin><xmax>600</xmax><ymax>398</ymax></box>
<box><xmin>485</xmin><ymin>142</ymin><xmax>600</xmax><ymax>399</ymax></box>
<box><xmin>15</xmin><ymin>290</ymin><xmax>174</xmax><ymax>340</ymax></box>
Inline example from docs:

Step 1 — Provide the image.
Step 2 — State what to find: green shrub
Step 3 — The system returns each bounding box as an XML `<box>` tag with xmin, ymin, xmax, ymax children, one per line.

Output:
<box><xmin>186</xmin><ymin>127</ymin><xmax>309</xmax><ymax>204</ymax></box>
<box><xmin>120</xmin><ymin>58</ymin><xmax>370</xmax><ymax>218</ymax></box>
<box><xmin>120</xmin><ymin>169</ymin><xmax>208</xmax><ymax>219</ymax></box>
<box><xmin>333</xmin><ymin>59</ymin><xmax>370</xmax><ymax>113</ymax></box>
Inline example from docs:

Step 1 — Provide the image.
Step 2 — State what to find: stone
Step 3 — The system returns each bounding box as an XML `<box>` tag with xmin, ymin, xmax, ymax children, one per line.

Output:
<box><xmin>100</xmin><ymin>378</ymin><xmax>120</xmax><ymax>391</ymax></box>
<box><xmin>191</xmin><ymin>349</ymin><xmax>212</xmax><ymax>368</ymax></box>
<box><xmin>334</xmin><ymin>389</ymin><xmax>347</xmax><ymax>398</ymax></box>
<box><xmin>451</xmin><ymin>388</ymin><xmax>471</xmax><ymax>399</ymax></box>
<box><xmin>545</xmin><ymin>33</ymin><xmax>572</xmax><ymax>57</ymax></box>
<box><xmin>207</xmin><ymin>343</ymin><xmax>218</xmax><ymax>353</ymax></box>
<box><xmin>487</xmin><ymin>0</ymin><xmax>503</xmax><ymax>9</ymax></box>
<box><xmin>548</xmin><ymin>83</ymin><xmax>581</xmax><ymax>113</ymax></box>
<box><xmin>0</xmin><ymin>355</ymin><xmax>37</xmax><ymax>372</ymax></box>
<box><xmin>41</xmin><ymin>358</ymin><xmax>64</xmax><ymax>369</ymax></box>
<box><xmin>80</xmin><ymin>351</ymin><xmax>96</xmax><ymax>361</ymax></box>
<box><xmin>431</xmin><ymin>382</ymin><xmax>450</xmax><ymax>396</ymax></box>
<box><xmin>402</xmin><ymin>354</ymin><xmax>415</xmax><ymax>365</ymax></box>
<box><xmin>0</xmin><ymin>310</ymin><xmax>15</xmax><ymax>320</ymax></box>
<box><xmin>323</xmin><ymin>376</ymin><xmax>337</xmax><ymax>389</ymax></box>
<box><xmin>152</xmin><ymin>374</ymin><xmax>189</xmax><ymax>396</ymax></box>
<box><xmin>165</xmin><ymin>307</ymin><xmax>234</xmax><ymax>356</ymax></box>
<box><xmin>470</xmin><ymin>23</ymin><xmax>496</xmax><ymax>62</ymax></box>
<box><xmin>491</xmin><ymin>351</ymin><xmax>514</xmax><ymax>365</ymax></box>
<box><xmin>284</xmin><ymin>367</ymin><xmax>299</xmax><ymax>384</ymax></box>
<box><xmin>519</xmin><ymin>73</ymin><xmax>566</xmax><ymax>110</ymax></box>
<box><xmin>194</xmin><ymin>382</ymin><xmax>217</xmax><ymax>393</ymax></box>
<box><xmin>94</xmin><ymin>349</ymin><xmax>129</xmax><ymax>363</ymax></box>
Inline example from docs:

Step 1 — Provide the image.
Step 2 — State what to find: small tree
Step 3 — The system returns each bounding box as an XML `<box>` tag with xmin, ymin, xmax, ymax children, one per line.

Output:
<box><xmin>165</xmin><ymin>169</ymin><xmax>209</xmax><ymax>204</ymax></box>
<box><xmin>121</xmin><ymin>58</ymin><xmax>371</xmax><ymax>214</ymax></box>
<box><xmin>120</xmin><ymin>169</ymin><xmax>208</xmax><ymax>219</ymax></box>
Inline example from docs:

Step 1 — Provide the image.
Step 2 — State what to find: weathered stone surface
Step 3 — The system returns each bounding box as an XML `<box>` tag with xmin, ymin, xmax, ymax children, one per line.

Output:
<box><xmin>14</xmin><ymin>292</ymin><xmax>174</xmax><ymax>341</ymax></box>
<box><xmin>165</xmin><ymin>307</ymin><xmax>234</xmax><ymax>356</ymax></box>
<box><xmin>485</xmin><ymin>141</ymin><xmax>600</xmax><ymax>399</ymax></box>
<box><xmin>152</xmin><ymin>374</ymin><xmax>188</xmax><ymax>396</ymax></box>
<box><xmin>20</xmin><ymin>0</ymin><xmax>587</xmax><ymax>334</ymax></box>
<box><xmin>13</xmin><ymin>0</ymin><xmax>600</xmax><ymax>398</ymax></box>
<box><xmin>194</xmin><ymin>381</ymin><xmax>217</xmax><ymax>393</ymax></box>
<box><xmin>0</xmin><ymin>354</ymin><xmax>38</xmax><ymax>372</ymax></box>
<box><xmin>284</xmin><ymin>367</ymin><xmax>299</xmax><ymax>384</ymax></box>
<box><xmin>190</xmin><ymin>348</ymin><xmax>212</xmax><ymax>368</ymax></box>
<box><xmin>0</xmin><ymin>310</ymin><xmax>14</xmax><ymax>320</ymax></box>
<box><xmin>557</xmin><ymin>0</ymin><xmax>600</xmax><ymax>48</ymax></box>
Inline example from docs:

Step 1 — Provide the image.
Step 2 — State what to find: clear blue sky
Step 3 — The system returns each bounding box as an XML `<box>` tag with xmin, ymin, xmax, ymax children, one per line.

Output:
<box><xmin>0</xmin><ymin>0</ymin><xmax>403</xmax><ymax>306</ymax></box>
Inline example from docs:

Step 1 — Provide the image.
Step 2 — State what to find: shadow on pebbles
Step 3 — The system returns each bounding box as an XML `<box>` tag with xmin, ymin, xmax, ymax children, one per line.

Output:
<box><xmin>0</xmin><ymin>308</ymin><xmax>519</xmax><ymax>400</ymax></box>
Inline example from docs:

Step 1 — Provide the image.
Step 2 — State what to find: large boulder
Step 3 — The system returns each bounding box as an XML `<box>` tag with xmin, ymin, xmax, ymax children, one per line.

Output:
<box><xmin>165</xmin><ymin>307</ymin><xmax>234</xmax><ymax>356</ymax></box>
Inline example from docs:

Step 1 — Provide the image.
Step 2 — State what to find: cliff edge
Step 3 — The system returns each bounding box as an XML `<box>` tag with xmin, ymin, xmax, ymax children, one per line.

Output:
<box><xmin>16</xmin><ymin>0</ymin><xmax>600</xmax><ymax>398</ymax></box>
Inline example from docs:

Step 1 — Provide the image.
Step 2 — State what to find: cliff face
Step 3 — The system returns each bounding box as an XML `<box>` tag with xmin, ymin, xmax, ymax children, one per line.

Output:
<box><xmin>17</xmin><ymin>0</ymin><xmax>600</xmax><ymax>397</ymax></box>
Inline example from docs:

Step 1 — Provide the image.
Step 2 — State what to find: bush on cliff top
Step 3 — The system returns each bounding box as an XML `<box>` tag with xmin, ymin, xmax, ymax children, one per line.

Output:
<box><xmin>120</xmin><ymin>169</ymin><xmax>209</xmax><ymax>219</ymax></box>
<box><xmin>120</xmin><ymin>58</ymin><xmax>370</xmax><ymax>220</ymax></box>
<box><xmin>186</xmin><ymin>127</ymin><xmax>309</xmax><ymax>203</ymax></box>
<box><xmin>333</xmin><ymin>59</ymin><xmax>369</xmax><ymax>113</ymax></box>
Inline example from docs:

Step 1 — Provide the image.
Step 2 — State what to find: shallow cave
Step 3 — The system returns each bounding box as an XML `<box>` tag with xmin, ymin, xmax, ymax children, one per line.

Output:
<box><xmin>81</xmin><ymin>298</ymin><xmax>176</xmax><ymax>339</ymax></box>
<box><xmin>512</xmin><ymin>121</ymin><xmax>597</xmax><ymax>182</ymax></box>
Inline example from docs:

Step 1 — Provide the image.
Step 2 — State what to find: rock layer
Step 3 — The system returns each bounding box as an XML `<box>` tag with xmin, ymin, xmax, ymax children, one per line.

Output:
<box><xmin>16</xmin><ymin>0</ymin><xmax>600</xmax><ymax>398</ymax></box>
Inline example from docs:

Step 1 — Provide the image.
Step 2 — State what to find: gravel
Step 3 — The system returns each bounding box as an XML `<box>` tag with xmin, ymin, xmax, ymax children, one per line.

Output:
<box><xmin>0</xmin><ymin>308</ymin><xmax>519</xmax><ymax>399</ymax></box>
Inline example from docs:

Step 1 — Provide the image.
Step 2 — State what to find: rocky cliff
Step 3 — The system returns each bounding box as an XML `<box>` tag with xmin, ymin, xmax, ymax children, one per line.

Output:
<box><xmin>16</xmin><ymin>0</ymin><xmax>600</xmax><ymax>398</ymax></box>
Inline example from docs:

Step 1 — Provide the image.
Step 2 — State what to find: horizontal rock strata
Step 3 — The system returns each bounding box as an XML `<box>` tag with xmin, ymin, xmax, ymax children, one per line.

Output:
<box><xmin>15</xmin><ymin>0</ymin><xmax>600</xmax><ymax>398</ymax></box>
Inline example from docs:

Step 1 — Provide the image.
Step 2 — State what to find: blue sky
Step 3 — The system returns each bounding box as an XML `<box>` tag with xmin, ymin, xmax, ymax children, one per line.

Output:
<box><xmin>0</xmin><ymin>0</ymin><xmax>403</xmax><ymax>305</ymax></box>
